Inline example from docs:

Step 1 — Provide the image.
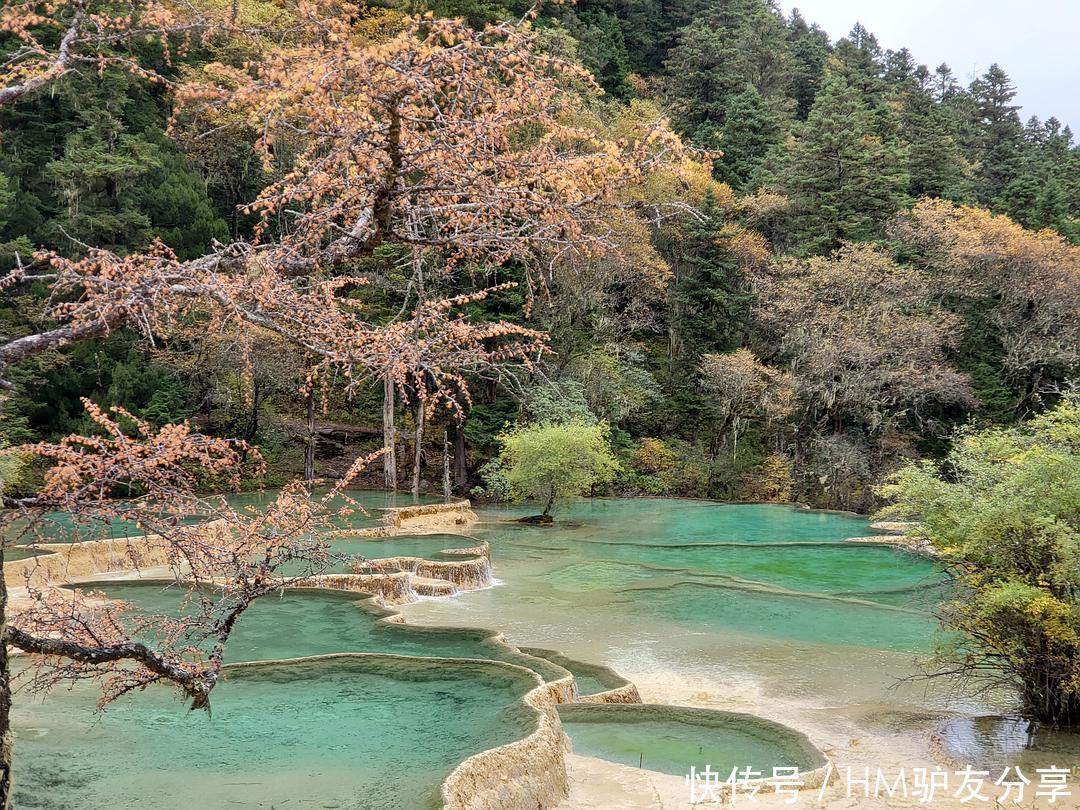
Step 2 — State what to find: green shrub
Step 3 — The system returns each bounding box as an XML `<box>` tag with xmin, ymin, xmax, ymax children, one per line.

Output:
<box><xmin>878</xmin><ymin>397</ymin><xmax>1080</xmax><ymax>725</ymax></box>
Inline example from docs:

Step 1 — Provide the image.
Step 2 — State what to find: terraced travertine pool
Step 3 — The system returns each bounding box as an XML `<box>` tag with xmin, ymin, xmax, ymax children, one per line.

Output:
<box><xmin>5</xmin><ymin>488</ymin><xmax>442</xmax><ymax>544</ymax></box>
<box><xmin>17</xmin><ymin>656</ymin><xmax>538</xmax><ymax>810</ymax></box>
<box><xmin>278</xmin><ymin>532</ymin><xmax>487</xmax><ymax>577</ymax></box>
<box><xmin>401</xmin><ymin>500</ymin><xmax>992</xmax><ymax>770</ymax></box>
<box><xmin>11</xmin><ymin>584</ymin><xmax>565</xmax><ymax>809</ymax></box>
<box><xmin>556</xmin><ymin>703</ymin><xmax>826</xmax><ymax>777</ymax></box>
<box><xmin>15</xmin><ymin>497</ymin><xmax>1069</xmax><ymax>809</ymax></box>
<box><xmin>407</xmin><ymin>500</ymin><xmax>947</xmax><ymax>675</ymax></box>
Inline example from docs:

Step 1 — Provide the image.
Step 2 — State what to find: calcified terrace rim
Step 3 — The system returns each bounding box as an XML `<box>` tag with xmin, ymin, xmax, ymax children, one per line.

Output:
<box><xmin>61</xmin><ymin>576</ymin><xmax>835</xmax><ymax>809</ymax></box>
<box><xmin>6</xmin><ymin>501</ymin><xmax>582</xmax><ymax>808</ymax></box>
<box><xmin>556</xmin><ymin>702</ymin><xmax>834</xmax><ymax>790</ymax></box>
<box><xmin>5</xmin><ymin>500</ymin><xmax>489</xmax><ymax>603</ymax></box>
<box><xmin>11</xmin><ymin>498</ymin><xmax>844</xmax><ymax>808</ymax></box>
<box><xmin>518</xmin><ymin>646</ymin><xmax>643</xmax><ymax>703</ymax></box>
<box><xmin>51</xmin><ymin>578</ymin><xmax>579</xmax><ymax>809</ymax></box>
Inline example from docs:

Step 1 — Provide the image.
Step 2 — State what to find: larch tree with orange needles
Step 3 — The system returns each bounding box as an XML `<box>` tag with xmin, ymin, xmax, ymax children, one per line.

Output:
<box><xmin>0</xmin><ymin>0</ymin><xmax>235</xmax><ymax>108</ymax></box>
<box><xmin>168</xmin><ymin>8</ymin><xmax>687</xmax><ymax>492</ymax></box>
<box><xmin>0</xmin><ymin>3</ymin><xmax>689</xmax><ymax>803</ymax></box>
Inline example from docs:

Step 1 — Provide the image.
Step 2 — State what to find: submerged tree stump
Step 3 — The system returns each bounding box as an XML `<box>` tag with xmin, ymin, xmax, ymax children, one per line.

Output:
<box><xmin>518</xmin><ymin>514</ymin><xmax>553</xmax><ymax>525</ymax></box>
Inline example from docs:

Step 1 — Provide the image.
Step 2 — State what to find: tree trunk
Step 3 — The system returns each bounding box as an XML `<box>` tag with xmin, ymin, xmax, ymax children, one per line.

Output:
<box><xmin>410</xmin><ymin>400</ymin><xmax>425</xmax><ymax>500</ymax></box>
<box><xmin>453</xmin><ymin>419</ymin><xmax>467</xmax><ymax>491</ymax></box>
<box><xmin>442</xmin><ymin>431</ymin><xmax>451</xmax><ymax>503</ymax></box>
<box><xmin>244</xmin><ymin>379</ymin><xmax>261</xmax><ymax>443</ymax></box>
<box><xmin>0</xmin><ymin>548</ymin><xmax>14</xmax><ymax>810</ymax></box>
<box><xmin>304</xmin><ymin>383</ymin><xmax>315</xmax><ymax>482</ymax></box>
<box><xmin>542</xmin><ymin>489</ymin><xmax>556</xmax><ymax>518</ymax></box>
<box><xmin>382</xmin><ymin>375</ymin><xmax>397</xmax><ymax>491</ymax></box>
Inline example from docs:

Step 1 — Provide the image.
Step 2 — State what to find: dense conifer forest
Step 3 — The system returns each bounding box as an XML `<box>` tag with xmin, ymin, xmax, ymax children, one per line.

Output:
<box><xmin>1</xmin><ymin>0</ymin><xmax>1077</xmax><ymax>512</ymax></box>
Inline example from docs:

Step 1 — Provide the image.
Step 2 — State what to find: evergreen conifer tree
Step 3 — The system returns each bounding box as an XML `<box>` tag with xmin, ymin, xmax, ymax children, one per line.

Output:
<box><xmin>714</xmin><ymin>86</ymin><xmax>784</xmax><ymax>191</ymax></box>
<box><xmin>781</xmin><ymin>74</ymin><xmax>907</xmax><ymax>253</ymax></box>
<box><xmin>971</xmin><ymin>63</ymin><xmax>1023</xmax><ymax>201</ymax></box>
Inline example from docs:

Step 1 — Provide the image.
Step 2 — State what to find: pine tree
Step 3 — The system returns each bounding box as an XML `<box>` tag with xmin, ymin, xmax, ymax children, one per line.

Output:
<box><xmin>664</xmin><ymin>0</ymin><xmax>789</xmax><ymax>132</ymax></box>
<box><xmin>664</xmin><ymin>18</ymin><xmax>744</xmax><ymax>129</ymax></box>
<box><xmin>1004</xmin><ymin>116</ymin><xmax>1080</xmax><ymax>237</ymax></box>
<box><xmin>660</xmin><ymin>192</ymin><xmax>753</xmax><ymax>439</ymax></box>
<box><xmin>998</xmin><ymin>173</ymin><xmax>1041</xmax><ymax>226</ymax></box>
<box><xmin>563</xmin><ymin>9</ymin><xmax>634</xmax><ymax>98</ymax></box>
<box><xmin>787</xmin><ymin>11</ymin><xmax>830</xmax><ymax>120</ymax></box>
<box><xmin>832</xmin><ymin>23</ymin><xmax>886</xmax><ymax>105</ymax></box>
<box><xmin>883</xmin><ymin>47</ymin><xmax>916</xmax><ymax>86</ymax></box>
<box><xmin>605</xmin><ymin>0</ymin><xmax>670</xmax><ymax>74</ymax></box>
<box><xmin>970</xmin><ymin>63</ymin><xmax>1023</xmax><ymax>202</ymax></box>
<box><xmin>733</xmin><ymin>0</ymin><xmax>792</xmax><ymax>99</ymax></box>
<box><xmin>1033</xmin><ymin>178</ymin><xmax>1070</xmax><ymax>232</ymax></box>
<box><xmin>933</xmin><ymin>63</ymin><xmax>959</xmax><ymax>101</ymax></box>
<box><xmin>899</xmin><ymin>81</ymin><xmax>970</xmax><ymax>200</ymax></box>
<box><xmin>43</xmin><ymin>73</ymin><xmax>163</xmax><ymax>252</ymax></box>
<box><xmin>781</xmin><ymin>74</ymin><xmax>908</xmax><ymax>253</ymax></box>
<box><xmin>668</xmin><ymin>193</ymin><xmax>751</xmax><ymax>357</ymax></box>
<box><xmin>139</xmin><ymin>147</ymin><xmax>231</xmax><ymax>261</ymax></box>
<box><xmin>713</xmin><ymin>85</ymin><xmax>783</xmax><ymax>191</ymax></box>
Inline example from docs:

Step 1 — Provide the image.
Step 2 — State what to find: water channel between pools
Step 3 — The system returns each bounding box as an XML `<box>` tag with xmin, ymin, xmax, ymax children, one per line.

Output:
<box><xmin>13</xmin><ymin>497</ymin><xmax>1073</xmax><ymax>808</ymax></box>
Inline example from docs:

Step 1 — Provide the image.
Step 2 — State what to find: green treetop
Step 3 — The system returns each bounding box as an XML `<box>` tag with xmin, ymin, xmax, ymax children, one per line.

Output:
<box><xmin>971</xmin><ymin>63</ymin><xmax>1023</xmax><ymax>202</ymax></box>
<box><xmin>713</xmin><ymin>86</ymin><xmax>784</xmax><ymax>192</ymax></box>
<box><xmin>780</xmin><ymin>73</ymin><xmax>907</xmax><ymax>253</ymax></box>
<box><xmin>496</xmin><ymin>420</ymin><xmax>619</xmax><ymax>519</ymax></box>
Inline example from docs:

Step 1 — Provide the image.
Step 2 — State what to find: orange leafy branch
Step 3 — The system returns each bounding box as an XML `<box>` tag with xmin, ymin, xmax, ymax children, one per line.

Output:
<box><xmin>6</xmin><ymin>414</ymin><xmax>386</xmax><ymax>711</ymax></box>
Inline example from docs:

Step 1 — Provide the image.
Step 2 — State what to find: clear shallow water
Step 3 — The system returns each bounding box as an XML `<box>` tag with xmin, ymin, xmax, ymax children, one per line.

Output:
<box><xmin>6</xmin><ymin>489</ymin><xmax>441</xmax><ymax>545</ymax></box>
<box><xmin>4</xmin><ymin>548</ymin><xmax>43</xmax><ymax>561</ymax></box>
<box><xmin>403</xmin><ymin>499</ymin><xmax>1080</xmax><ymax>773</ymax></box>
<box><xmin>519</xmin><ymin>647</ymin><xmax>629</xmax><ymax>697</ymax></box>
<box><xmin>484</xmin><ymin>499</ymin><xmax>874</xmax><ymax>544</ymax></box>
<box><xmin>14</xmin><ymin>656</ymin><xmax>537</xmax><ymax>810</ymax></box>
<box><xmin>625</xmin><ymin>580</ymin><xmax>937</xmax><ymax>652</ymax></box>
<box><xmin>408</xmin><ymin>499</ymin><xmax>946</xmax><ymax>663</ymax></box>
<box><xmin>12</xmin><ymin>584</ymin><xmax>560</xmax><ymax>810</ymax></box>
<box><xmin>335</xmin><ymin>533</ymin><xmax>480</xmax><ymax>560</ymax></box>
<box><xmin>65</xmin><ymin>582</ymin><xmax>565</xmax><ymax>680</ymax></box>
<box><xmin>938</xmin><ymin>716</ymin><xmax>1080</xmax><ymax>775</ymax></box>
<box><xmin>273</xmin><ymin>533</ymin><xmax>483</xmax><ymax>577</ymax></box>
<box><xmin>401</xmin><ymin>499</ymin><xmax>993</xmax><ymax>757</ymax></box>
<box><xmin>557</xmin><ymin>704</ymin><xmax>825</xmax><ymax>777</ymax></box>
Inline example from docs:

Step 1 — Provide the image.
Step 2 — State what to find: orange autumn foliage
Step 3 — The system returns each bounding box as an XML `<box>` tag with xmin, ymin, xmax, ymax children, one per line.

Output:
<box><xmin>893</xmin><ymin>199</ymin><xmax>1080</xmax><ymax>389</ymax></box>
<box><xmin>171</xmin><ymin>13</ymin><xmax>688</xmax><ymax>275</ymax></box>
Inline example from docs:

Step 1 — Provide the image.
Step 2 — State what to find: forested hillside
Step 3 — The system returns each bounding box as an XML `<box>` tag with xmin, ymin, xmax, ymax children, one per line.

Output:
<box><xmin>1</xmin><ymin>0</ymin><xmax>1077</xmax><ymax>512</ymax></box>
